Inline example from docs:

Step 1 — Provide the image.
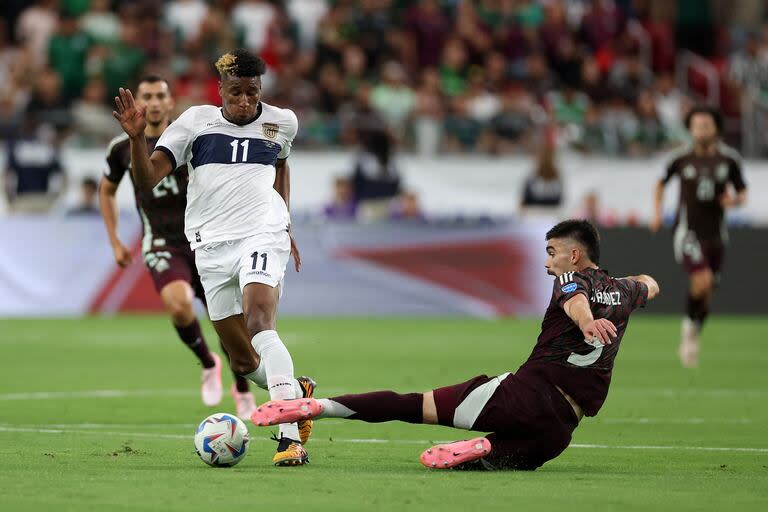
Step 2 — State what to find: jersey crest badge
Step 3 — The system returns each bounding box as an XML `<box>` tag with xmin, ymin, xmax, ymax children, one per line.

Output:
<box><xmin>263</xmin><ymin>123</ymin><xmax>279</xmax><ymax>139</ymax></box>
<box><xmin>716</xmin><ymin>163</ymin><xmax>728</xmax><ymax>182</ymax></box>
<box><xmin>682</xmin><ymin>165</ymin><xmax>696</xmax><ymax>179</ymax></box>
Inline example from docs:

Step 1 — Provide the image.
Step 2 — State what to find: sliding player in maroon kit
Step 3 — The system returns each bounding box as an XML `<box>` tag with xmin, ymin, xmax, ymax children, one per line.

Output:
<box><xmin>651</xmin><ymin>106</ymin><xmax>747</xmax><ymax>368</ymax></box>
<box><xmin>250</xmin><ymin>220</ymin><xmax>659</xmax><ymax>470</ymax></box>
<box><xmin>98</xmin><ymin>75</ymin><xmax>256</xmax><ymax>418</ymax></box>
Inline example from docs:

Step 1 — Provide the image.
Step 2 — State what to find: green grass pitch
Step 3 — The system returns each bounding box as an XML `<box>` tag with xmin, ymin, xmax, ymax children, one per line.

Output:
<box><xmin>0</xmin><ymin>315</ymin><xmax>766</xmax><ymax>511</ymax></box>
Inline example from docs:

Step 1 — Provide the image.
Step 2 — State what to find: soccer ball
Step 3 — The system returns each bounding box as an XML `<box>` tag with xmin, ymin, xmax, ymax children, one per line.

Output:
<box><xmin>194</xmin><ymin>413</ymin><xmax>250</xmax><ymax>467</ymax></box>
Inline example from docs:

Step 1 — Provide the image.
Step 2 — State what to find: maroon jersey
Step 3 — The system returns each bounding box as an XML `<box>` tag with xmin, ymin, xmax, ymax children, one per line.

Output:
<box><xmin>104</xmin><ymin>133</ymin><xmax>189</xmax><ymax>249</ymax></box>
<box><xmin>662</xmin><ymin>144</ymin><xmax>747</xmax><ymax>243</ymax></box>
<box><xmin>518</xmin><ymin>268</ymin><xmax>648</xmax><ymax>416</ymax></box>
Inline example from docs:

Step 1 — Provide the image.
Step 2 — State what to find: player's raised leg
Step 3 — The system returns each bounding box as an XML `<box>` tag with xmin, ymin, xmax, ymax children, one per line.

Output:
<box><xmin>680</xmin><ymin>267</ymin><xmax>713</xmax><ymax>367</ymax></box>
<box><xmin>160</xmin><ymin>280</ymin><xmax>223</xmax><ymax>406</ymax></box>
<box><xmin>243</xmin><ymin>281</ymin><xmax>309</xmax><ymax>466</ymax></box>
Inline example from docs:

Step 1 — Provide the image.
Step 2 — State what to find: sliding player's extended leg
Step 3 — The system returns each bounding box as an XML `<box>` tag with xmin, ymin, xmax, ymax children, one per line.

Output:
<box><xmin>252</xmin><ymin>372</ymin><xmax>579</xmax><ymax>470</ymax></box>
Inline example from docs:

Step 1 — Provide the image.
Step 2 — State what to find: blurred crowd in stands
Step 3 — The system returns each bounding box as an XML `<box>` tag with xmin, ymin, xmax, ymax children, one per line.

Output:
<box><xmin>1</xmin><ymin>0</ymin><xmax>766</xmax><ymax>221</ymax></box>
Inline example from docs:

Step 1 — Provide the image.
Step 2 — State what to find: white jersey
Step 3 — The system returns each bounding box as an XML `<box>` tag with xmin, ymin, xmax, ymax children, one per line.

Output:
<box><xmin>155</xmin><ymin>103</ymin><xmax>298</xmax><ymax>249</ymax></box>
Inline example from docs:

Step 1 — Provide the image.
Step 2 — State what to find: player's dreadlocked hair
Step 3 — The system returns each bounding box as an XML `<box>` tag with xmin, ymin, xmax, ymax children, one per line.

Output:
<box><xmin>215</xmin><ymin>49</ymin><xmax>267</xmax><ymax>78</ymax></box>
<box><xmin>546</xmin><ymin>220</ymin><xmax>601</xmax><ymax>264</ymax></box>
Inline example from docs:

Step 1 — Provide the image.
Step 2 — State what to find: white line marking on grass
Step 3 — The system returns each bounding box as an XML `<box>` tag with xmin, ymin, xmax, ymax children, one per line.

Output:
<box><xmin>0</xmin><ymin>388</ymin><xmax>350</xmax><ymax>401</ymax></box>
<box><xmin>569</xmin><ymin>444</ymin><xmax>768</xmax><ymax>453</ymax></box>
<box><xmin>601</xmin><ymin>418</ymin><xmax>755</xmax><ymax>425</ymax></box>
<box><xmin>1</xmin><ymin>426</ymin><xmax>767</xmax><ymax>453</ymax></box>
<box><xmin>613</xmin><ymin>389</ymin><xmax>768</xmax><ymax>398</ymax></box>
<box><xmin>0</xmin><ymin>389</ymin><xmax>196</xmax><ymax>400</ymax></box>
<box><xmin>1</xmin><ymin>423</ymin><xmax>198</xmax><ymax>429</ymax></box>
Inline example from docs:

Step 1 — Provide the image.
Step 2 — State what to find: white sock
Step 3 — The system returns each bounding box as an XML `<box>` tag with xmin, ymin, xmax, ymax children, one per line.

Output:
<box><xmin>316</xmin><ymin>398</ymin><xmax>355</xmax><ymax>419</ymax></box>
<box><xmin>242</xmin><ymin>364</ymin><xmax>267</xmax><ymax>390</ymax></box>
<box><xmin>251</xmin><ymin>330</ymin><xmax>300</xmax><ymax>441</ymax></box>
<box><xmin>243</xmin><ymin>362</ymin><xmax>301</xmax><ymax>395</ymax></box>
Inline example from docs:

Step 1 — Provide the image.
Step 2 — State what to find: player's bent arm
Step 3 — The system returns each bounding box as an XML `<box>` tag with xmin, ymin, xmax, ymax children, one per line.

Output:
<box><xmin>734</xmin><ymin>188</ymin><xmax>747</xmax><ymax>207</ymax></box>
<box><xmin>650</xmin><ymin>181</ymin><xmax>665</xmax><ymax>229</ymax></box>
<box><xmin>563</xmin><ymin>294</ymin><xmax>595</xmax><ymax>331</ymax></box>
<box><xmin>128</xmin><ymin>137</ymin><xmax>172</xmax><ymax>192</ymax></box>
<box><xmin>274</xmin><ymin>158</ymin><xmax>290</xmax><ymax>209</ymax></box>
<box><xmin>625</xmin><ymin>274</ymin><xmax>660</xmax><ymax>301</ymax></box>
<box><xmin>563</xmin><ymin>294</ymin><xmax>617</xmax><ymax>344</ymax></box>
<box><xmin>98</xmin><ymin>177</ymin><xmax>122</xmax><ymax>247</ymax></box>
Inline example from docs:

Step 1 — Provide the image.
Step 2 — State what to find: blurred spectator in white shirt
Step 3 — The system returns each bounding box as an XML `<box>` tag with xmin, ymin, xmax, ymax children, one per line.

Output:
<box><xmin>370</xmin><ymin>60</ymin><xmax>416</xmax><ymax>135</ymax></box>
<box><xmin>288</xmin><ymin>0</ymin><xmax>329</xmax><ymax>50</ymax></box>
<box><xmin>165</xmin><ymin>0</ymin><xmax>209</xmax><ymax>45</ymax></box>
<box><xmin>233</xmin><ymin>0</ymin><xmax>277</xmax><ymax>53</ymax></box>
<box><xmin>15</xmin><ymin>0</ymin><xmax>58</xmax><ymax>69</ymax></box>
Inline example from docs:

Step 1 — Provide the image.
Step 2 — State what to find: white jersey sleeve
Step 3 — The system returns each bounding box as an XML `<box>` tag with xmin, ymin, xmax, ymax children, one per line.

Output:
<box><xmin>155</xmin><ymin>107</ymin><xmax>198</xmax><ymax>168</ymax></box>
<box><xmin>276</xmin><ymin>109</ymin><xmax>298</xmax><ymax>160</ymax></box>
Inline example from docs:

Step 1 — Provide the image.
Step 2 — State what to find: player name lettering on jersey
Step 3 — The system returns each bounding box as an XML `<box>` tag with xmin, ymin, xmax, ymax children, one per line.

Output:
<box><xmin>590</xmin><ymin>290</ymin><xmax>622</xmax><ymax>306</ymax></box>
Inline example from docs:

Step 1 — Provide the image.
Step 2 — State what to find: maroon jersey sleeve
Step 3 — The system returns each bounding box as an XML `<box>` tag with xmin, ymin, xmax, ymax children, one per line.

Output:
<box><xmin>104</xmin><ymin>137</ymin><xmax>128</xmax><ymax>184</ymax></box>
<box><xmin>552</xmin><ymin>271</ymin><xmax>591</xmax><ymax>309</ymax></box>
<box><xmin>617</xmin><ymin>278</ymin><xmax>649</xmax><ymax>312</ymax></box>
<box><xmin>728</xmin><ymin>157</ymin><xmax>747</xmax><ymax>192</ymax></box>
<box><xmin>660</xmin><ymin>156</ymin><xmax>680</xmax><ymax>185</ymax></box>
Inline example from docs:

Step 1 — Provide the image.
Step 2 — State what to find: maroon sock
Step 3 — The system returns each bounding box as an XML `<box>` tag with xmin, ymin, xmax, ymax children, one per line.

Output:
<box><xmin>331</xmin><ymin>391</ymin><xmax>423</xmax><ymax>424</ymax></box>
<box><xmin>686</xmin><ymin>294</ymin><xmax>709</xmax><ymax>330</ymax></box>
<box><xmin>216</xmin><ymin>341</ymin><xmax>250</xmax><ymax>392</ymax></box>
<box><xmin>173</xmin><ymin>320</ymin><xmax>215</xmax><ymax>369</ymax></box>
<box><xmin>233</xmin><ymin>375</ymin><xmax>250</xmax><ymax>392</ymax></box>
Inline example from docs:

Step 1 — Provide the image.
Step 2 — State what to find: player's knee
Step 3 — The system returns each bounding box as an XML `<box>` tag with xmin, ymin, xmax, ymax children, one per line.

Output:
<box><xmin>229</xmin><ymin>357</ymin><xmax>258</xmax><ymax>376</ymax></box>
<box><xmin>244</xmin><ymin>308</ymin><xmax>275</xmax><ymax>338</ymax></box>
<box><xmin>690</xmin><ymin>272</ymin><xmax>714</xmax><ymax>296</ymax></box>
<box><xmin>165</xmin><ymin>297</ymin><xmax>194</xmax><ymax>323</ymax></box>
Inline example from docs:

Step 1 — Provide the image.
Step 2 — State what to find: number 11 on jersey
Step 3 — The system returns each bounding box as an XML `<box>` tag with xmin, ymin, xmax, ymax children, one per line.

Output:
<box><xmin>251</xmin><ymin>251</ymin><xmax>267</xmax><ymax>271</ymax></box>
<box><xmin>230</xmin><ymin>139</ymin><xmax>250</xmax><ymax>162</ymax></box>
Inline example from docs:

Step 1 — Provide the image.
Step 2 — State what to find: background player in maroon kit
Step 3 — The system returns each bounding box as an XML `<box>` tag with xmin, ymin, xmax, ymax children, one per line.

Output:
<box><xmin>250</xmin><ymin>220</ymin><xmax>659</xmax><ymax>470</ymax></box>
<box><xmin>98</xmin><ymin>75</ymin><xmax>256</xmax><ymax>418</ymax></box>
<box><xmin>651</xmin><ymin>107</ymin><xmax>748</xmax><ymax>368</ymax></box>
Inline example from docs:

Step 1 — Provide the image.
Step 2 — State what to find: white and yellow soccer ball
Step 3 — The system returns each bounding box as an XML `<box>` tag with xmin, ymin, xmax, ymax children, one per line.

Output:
<box><xmin>194</xmin><ymin>413</ymin><xmax>249</xmax><ymax>467</ymax></box>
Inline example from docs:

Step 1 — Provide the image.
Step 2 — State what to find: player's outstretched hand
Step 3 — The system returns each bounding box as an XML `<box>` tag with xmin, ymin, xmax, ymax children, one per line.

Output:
<box><xmin>720</xmin><ymin>190</ymin><xmax>735</xmax><ymax>209</ymax></box>
<box><xmin>582</xmin><ymin>318</ymin><xmax>617</xmax><ymax>345</ymax></box>
<box><xmin>112</xmin><ymin>87</ymin><xmax>146</xmax><ymax>138</ymax></box>
<box><xmin>111</xmin><ymin>240</ymin><xmax>133</xmax><ymax>268</ymax></box>
<box><xmin>289</xmin><ymin>232</ymin><xmax>301</xmax><ymax>272</ymax></box>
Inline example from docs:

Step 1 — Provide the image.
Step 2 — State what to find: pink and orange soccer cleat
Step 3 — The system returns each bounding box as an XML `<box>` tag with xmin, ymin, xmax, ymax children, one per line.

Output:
<box><xmin>419</xmin><ymin>438</ymin><xmax>492</xmax><ymax>469</ymax></box>
<box><xmin>251</xmin><ymin>398</ymin><xmax>324</xmax><ymax>427</ymax></box>
<box><xmin>201</xmin><ymin>353</ymin><xmax>223</xmax><ymax>406</ymax></box>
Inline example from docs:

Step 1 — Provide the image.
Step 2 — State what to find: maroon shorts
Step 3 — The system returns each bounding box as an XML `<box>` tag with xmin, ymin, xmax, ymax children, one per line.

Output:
<box><xmin>677</xmin><ymin>232</ymin><xmax>724</xmax><ymax>276</ymax></box>
<box><xmin>144</xmin><ymin>245</ymin><xmax>206</xmax><ymax>303</ymax></box>
<box><xmin>433</xmin><ymin>371</ymin><xmax>579</xmax><ymax>470</ymax></box>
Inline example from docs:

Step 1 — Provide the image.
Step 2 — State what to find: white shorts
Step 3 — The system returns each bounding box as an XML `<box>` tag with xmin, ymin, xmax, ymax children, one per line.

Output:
<box><xmin>195</xmin><ymin>230</ymin><xmax>290</xmax><ymax>321</ymax></box>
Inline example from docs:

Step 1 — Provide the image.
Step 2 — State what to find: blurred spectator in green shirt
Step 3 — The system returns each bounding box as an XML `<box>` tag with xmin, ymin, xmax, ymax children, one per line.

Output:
<box><xmin>47</xmin><ymin>11</ymin><xmax>91</xmax><ymax>102</ymax></box>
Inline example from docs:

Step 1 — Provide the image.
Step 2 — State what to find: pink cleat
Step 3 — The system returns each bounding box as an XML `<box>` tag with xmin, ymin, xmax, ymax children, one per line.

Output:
<box><xmin>679</xmin><ymin>318</ymin><xmax>700</xmax><ymax>368</ymax></box>
<box><xmin>419</xmin><ymin>438</ymin><xmax>492</xmax><ymax>469</ymax></box>
<box><xmin>231</xmin><ymin>384</ymin><xmax>257</xmax><ymax>420</ymax></box>
<box><xmin>251</xmin><ymin>398</ymin><xmax>324</xmax><ymax>427</ymax></box>
<box><xmin>201</xmin><ymin>353</ymin><xmax>223</xmax><ymax>406</ymax></box>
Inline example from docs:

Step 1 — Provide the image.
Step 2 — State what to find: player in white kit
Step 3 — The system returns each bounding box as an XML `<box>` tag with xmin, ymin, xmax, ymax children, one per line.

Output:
<box><xmin>112</xmin><ymin>49</ymin><xmax>315</xmax><ymax>466</ymax></box>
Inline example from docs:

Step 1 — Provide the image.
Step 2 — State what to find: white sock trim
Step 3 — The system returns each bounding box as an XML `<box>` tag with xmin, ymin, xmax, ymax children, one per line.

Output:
<box><xmin>316</xmin><ymin>398</ymin><xmax>355</xmax><ymax>419</ymax></box>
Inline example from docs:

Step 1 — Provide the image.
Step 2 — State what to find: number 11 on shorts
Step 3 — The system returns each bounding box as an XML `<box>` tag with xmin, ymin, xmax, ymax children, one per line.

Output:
<box><xmin>251</xmin><ymin>251</ymin><xmax>267</xmax><ymax>271</ymax></box>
